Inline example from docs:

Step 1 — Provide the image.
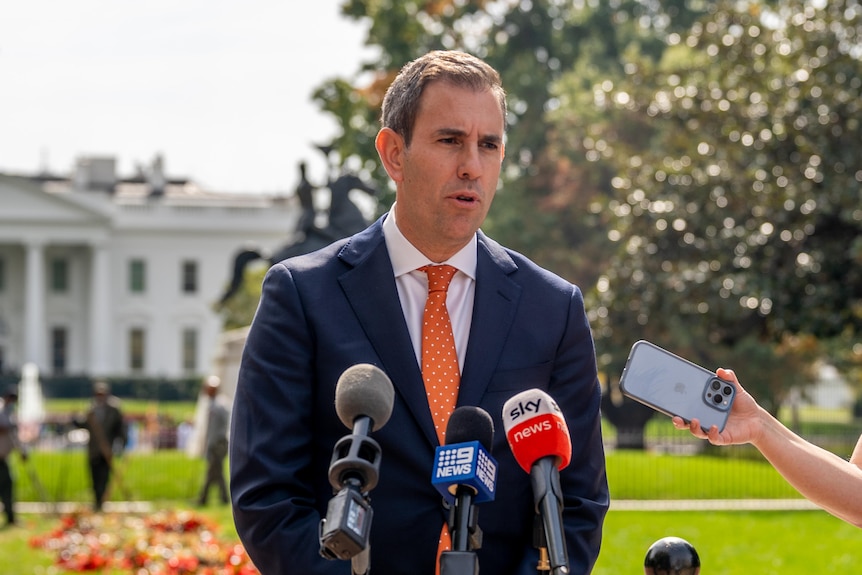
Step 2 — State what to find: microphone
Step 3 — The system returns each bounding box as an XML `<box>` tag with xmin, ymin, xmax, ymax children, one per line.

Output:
<box><xmin>431</xmin><ymin>406</ymin><xmax>497</xmax><ymax>575</ymax></box>
<box><xmin>502</xmin><ymin>389</ymin><xmax>572</xmax><ymax>575</ymax></box>
<box><xmin>320</xmin><ymin>363</ymin><xmax>395</xmax><ymax>571</ymax></box>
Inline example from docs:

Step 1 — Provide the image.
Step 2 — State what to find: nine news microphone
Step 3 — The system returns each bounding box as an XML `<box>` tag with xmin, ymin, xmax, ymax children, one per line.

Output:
<box><xmin>502</xmin><ymin>389</ymin><xmax>572</xmax><ymax>575</ymax></box>
<box><xmin>431</xmin><ymin>406</ymin><xmax>498</xmax><ymax>575</ymax></box>
<box><xmin>319</xmin><ymin>363</ymin><xmax>395</xmax><ymax>573</ymax></box>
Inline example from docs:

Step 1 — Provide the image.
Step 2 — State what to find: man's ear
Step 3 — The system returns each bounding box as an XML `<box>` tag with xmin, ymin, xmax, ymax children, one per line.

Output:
<box><xmin>375</xmin><ymin>127</ymin><xmax>406</xmax><ymax>183</ymax></box>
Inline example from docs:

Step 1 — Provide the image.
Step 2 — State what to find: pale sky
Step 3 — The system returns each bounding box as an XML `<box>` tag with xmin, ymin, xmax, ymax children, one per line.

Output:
<box><xmin>0</xmin><ymin>1</ymin><xmax>372</xmax><ymax>194</ymax></box>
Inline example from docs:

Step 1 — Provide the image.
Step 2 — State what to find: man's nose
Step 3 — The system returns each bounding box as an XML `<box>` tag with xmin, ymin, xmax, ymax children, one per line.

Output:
<box><xmin>458</xmin><ymin>145</ymin><xmax>483</xmax><ymax>180</ymax></box>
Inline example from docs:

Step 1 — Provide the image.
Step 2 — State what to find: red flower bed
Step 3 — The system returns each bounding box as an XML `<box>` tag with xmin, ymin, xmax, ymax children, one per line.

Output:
<box><xmin>30</xmin><ymin>510</ymin><xmax>259</xmax><ymax>574</ymax></box>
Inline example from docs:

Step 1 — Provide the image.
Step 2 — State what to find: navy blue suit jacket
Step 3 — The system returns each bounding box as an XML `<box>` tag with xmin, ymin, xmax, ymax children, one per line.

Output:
<box><xmin>230</xmin><ymin>214</ymin><xmax>609</xmax><ymax>574</ymax></box>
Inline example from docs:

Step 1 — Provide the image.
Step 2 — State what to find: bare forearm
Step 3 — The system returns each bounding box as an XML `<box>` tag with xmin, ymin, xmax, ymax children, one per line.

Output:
<box><xmin>752</xmin><ymin>407</ymin><xmax>862</xmax><ymax>527</ymax></box>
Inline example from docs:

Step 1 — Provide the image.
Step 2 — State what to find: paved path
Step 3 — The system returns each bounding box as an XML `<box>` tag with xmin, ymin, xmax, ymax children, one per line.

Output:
<box><xmin>611</xmin><ymin>499</ymin><xmax>818</xmax><ymax>511</ymax></box>
<box><xmin>17</xmin><ymin>501</ymin><xmax>154</xmax><ymax>514</ymax></box>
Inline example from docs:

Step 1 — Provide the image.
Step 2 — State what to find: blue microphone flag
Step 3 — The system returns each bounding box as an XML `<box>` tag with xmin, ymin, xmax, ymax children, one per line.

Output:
<box><xmin>431</xmin><ymin>440</ymin><xmax>497</xmax><ymax>505</ymax></box>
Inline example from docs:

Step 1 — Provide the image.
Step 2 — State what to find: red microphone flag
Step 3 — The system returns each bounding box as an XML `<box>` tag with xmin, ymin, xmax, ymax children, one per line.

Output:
<box><xmin>502</xmin><ymin>389</ymin><xmax>572</xmax><ymax>473</ymax></box>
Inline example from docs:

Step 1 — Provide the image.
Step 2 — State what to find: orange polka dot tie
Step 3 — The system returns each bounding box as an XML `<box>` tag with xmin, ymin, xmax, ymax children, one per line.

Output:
<box><xmin>420</xmin><ymin>264</ymin><xmax>461</xmax><ymax>444</ymax></box>
<box><xmin>420</xmin><ymin>264</ymin><xmax>460</xmax><ymax>574</ymax></box>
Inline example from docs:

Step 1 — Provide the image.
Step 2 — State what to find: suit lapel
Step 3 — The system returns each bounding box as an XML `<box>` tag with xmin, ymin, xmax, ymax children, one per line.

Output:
<box><xmin>458</xmin><ymin>233</ymin><xmax>521</xmax><ymax>408</ymax></box>
<box><xmin>337</xmin><ymin>219</ymin><xmax>439</xmax><ymax>446</ymax></box>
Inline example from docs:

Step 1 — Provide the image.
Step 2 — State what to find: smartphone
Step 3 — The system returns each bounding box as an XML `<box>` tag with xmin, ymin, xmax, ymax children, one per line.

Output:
<box><xmin>619</xmin><ymin>340</ymin><xmax>736</xmax><ymax>432</ymax></box>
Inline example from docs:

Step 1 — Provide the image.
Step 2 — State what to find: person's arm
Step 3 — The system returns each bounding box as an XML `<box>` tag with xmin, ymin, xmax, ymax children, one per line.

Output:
<box><xmin>548</xmin><ymin>285</ymin><xmax>610</xmax><ymax>574</ymax></box>
<box><xmin>675</xmin><ymin>368</ymin><xmax>862</xmax><ymax>527</ymax></box>
<box><xmin>229</xmin><ymin>264</ymin><xmax>344</xmax><ymax>575</ymax></box>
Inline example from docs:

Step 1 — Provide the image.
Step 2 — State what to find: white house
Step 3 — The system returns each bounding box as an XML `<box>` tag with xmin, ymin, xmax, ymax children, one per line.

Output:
<box><xmin>0</xmin><ymin>155</ymin><xmax>300</xmax><ymax>379</ymax></box>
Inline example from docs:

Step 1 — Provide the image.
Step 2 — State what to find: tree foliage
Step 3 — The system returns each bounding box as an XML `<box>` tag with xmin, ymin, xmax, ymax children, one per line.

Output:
<box><xmin>559</xmin><ymin>0</ymin><xmax>862</xmax><ymax>402</ymax></box>
<box><xmin>217</xmin><ymin>264</ymin><xmax>267</xmax><ymax>331</ymax></box>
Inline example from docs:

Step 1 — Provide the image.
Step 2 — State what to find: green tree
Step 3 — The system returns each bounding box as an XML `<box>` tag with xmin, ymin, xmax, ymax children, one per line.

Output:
<box><xmin>560</xmin><ymin>0</ymin><xmax>862</xmax><ymax>406</ymax></box>
<box><xmin>216</xmin><ymin>264</ymin><xmax>267</xmax><ymax>331</ymax></box>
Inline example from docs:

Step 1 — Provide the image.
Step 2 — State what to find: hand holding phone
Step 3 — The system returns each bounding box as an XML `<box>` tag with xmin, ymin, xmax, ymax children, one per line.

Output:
<box><xmin>619</xmin><ymin>340</ymin><xmax>736</xmax><ymax>432</ymax></box>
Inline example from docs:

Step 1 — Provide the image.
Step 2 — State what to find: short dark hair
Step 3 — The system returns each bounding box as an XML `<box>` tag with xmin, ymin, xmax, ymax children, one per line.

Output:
<box><xmin>380</xmin><ymin>50</ymin><xmax>507</xmax><ymax>146</ymax></box>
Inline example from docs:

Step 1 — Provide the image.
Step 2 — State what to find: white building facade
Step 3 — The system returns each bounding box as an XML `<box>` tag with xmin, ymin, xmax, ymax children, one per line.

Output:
<box><xmin>0</xmin><ymin>156</ymin><xmax>299</xmax><ymax>379</ymax></box>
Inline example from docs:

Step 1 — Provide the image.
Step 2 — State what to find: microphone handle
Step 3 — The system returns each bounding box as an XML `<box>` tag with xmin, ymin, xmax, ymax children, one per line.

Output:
<box><xmin>351</xmin><ymin>547</ymin><xmax>370</xmax><ymax>575</ymax></box>
<box><xmin>452</xmin><ymin>486</ymin><xmax>475</xmax><ymax>551</ymax></box>
<box><xmin>530</xmin><ymin>457</ymin><xmax>568</xmax><ymax>574</ymax></box>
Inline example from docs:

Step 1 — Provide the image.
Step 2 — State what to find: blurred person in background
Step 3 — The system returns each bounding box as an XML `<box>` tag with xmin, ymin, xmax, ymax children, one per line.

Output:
<box><xmin>75</xmin><ymin>381</ymin><xmax>127</xmax><ymax>511</ymax></box>
<box><xmin>0</xmin><ymin>385</ymin><xmax>28</xmax><ymax>527</ymax></box>
<box><xmin>674</xmin><ymin>367</ymin><xmax>862</xmax><ymax>528</ymax></box>
<box><xmin>197</xmin><ymin>375</ymin><xmax>230</xmax><ymax>506</ymax></box>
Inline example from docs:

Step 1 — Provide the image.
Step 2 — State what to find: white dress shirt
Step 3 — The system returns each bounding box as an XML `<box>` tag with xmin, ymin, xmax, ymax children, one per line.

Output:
<box><xmin>382</xmin><ymin>205</ymin><xmax>476</xmax><ymax>372</ymax></box>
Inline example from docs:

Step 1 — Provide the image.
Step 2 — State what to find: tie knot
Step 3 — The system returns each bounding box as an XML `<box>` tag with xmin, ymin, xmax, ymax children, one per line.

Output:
<box><xmin>421</xmin><ymin>265</ymin><xmax>457</xmax><ymax>293</ymax></box>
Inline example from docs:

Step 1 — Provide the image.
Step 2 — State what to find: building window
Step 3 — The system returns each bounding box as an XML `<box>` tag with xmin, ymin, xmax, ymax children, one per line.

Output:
<box><xmin>181</xmin><ymin>260</ymin><xmax>198</xmax><ymax>294</ymax></box>
<box><xmin>129</xmin><ymin>259</ymin><xmax>146</xmax><ymax>293</ymax></box>
<box><xmin>182</xmin><ymin>328</ymin><xmax>197</xmax><ymax>372</ymax></box>
<box><xmin>129</xmin><ymin>328</ymin><xmax>145</xmax><ymax>371</ymax></box>
<box><xmin>51</xmin><ymin>258</ymin><xmax>69</xmax><ymax>293</ymax></box>
<box><xmin>51</xmin><ymin>326</ymin><xmax>68</xmax><ymax>373</ymax></box>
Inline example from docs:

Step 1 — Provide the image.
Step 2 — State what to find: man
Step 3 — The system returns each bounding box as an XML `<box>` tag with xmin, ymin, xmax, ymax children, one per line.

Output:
<box><xmin>197</xmin><ymin>375</ymin><xmax>230</xmax><ymax>506</ymax></box>
<box><xmin>230</xmin><ymin>50</ymin><xmax>608</xmax><ymax>574</ymax></box>
<box><xmin>77</xmin><ymin>381</ymin><xmax>127</xmax><ymax>511</ymax></box>
<box><xmin>0</xmin><ymin>385</ymin><xmax>27</xmax><ymax>527</ymax></box>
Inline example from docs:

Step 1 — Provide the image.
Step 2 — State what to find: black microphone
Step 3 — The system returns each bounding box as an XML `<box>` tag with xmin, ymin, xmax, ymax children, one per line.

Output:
<box><xmin>502</xmin><ymin>389</ymin><xmax>572</xmax><ymax>575</ymax></box>
<box><xmin>432</xmin><ymin>406</ymin><xmax>498</xmax><ymax>575</ymax></box>
<box><xmin>320</xmin><ymin>363</ymin><xmax>395</xmax><ymax>570</ymax></box>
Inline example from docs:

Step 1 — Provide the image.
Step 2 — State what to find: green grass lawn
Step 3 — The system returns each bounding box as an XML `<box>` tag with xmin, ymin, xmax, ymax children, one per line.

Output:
<box><xmin>593</xmin><ymin>509</ymin><xmax>859</xmax><ymax>574</ymax></box>
<box><xmin>4</xmin><ymin>507</ymin><xmax>857</xmax><ymax>574</ymax></box>
<box><xmin>606</xmin><ymin>449</ymin><xmax>805</xmax><ymax>499</ymax></box>
<box><xmin>5</xmin><ymin>401</ymin><xmax>858</xmax><ymax>572</ymax></box>
<box><xmin>15</xmin><ymin>451</ymin><xmax>207</xmax><ymax>504</ymax></box>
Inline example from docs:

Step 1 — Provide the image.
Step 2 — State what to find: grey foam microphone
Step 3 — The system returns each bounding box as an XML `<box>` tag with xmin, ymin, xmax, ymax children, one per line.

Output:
<box><xmin>320</xmin><ymin>363</ymin><xmax>395</xmax><ymax>568</ymax></box>
<box><xmin>334</xmin><ymin>363</ymin><xmax>395</xmax><ymax>432</ymax></box>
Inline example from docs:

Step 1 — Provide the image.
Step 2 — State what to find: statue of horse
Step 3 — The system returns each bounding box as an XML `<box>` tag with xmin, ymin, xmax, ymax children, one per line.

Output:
<box><xmin>218</xmin><ymin>167</ymin><xmax>378</xmax><ymax>305</ymax></box>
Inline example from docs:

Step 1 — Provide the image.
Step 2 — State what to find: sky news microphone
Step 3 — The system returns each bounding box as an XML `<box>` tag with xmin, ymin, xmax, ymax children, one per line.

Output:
<box><xmin>320</xmin><ymin>363</ymin><xmax>395</xmax><ymax>571</ymax></box>
<box><xmin>431</xmin><ymin>406</ymin><xmax>497</xmax><ymax>574</ymax></box>
<box><xmin>502</xmin><ymin>389</ymin><xmax>572</xmax><ymax>575</ymax></box>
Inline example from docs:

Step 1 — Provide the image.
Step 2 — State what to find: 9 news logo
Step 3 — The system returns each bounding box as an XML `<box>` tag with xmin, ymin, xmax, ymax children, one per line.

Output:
<box><xmin>435</xmin><ymin>444</ymin><xmax>496</xmax><ymax>495</ymax></box>
<box><xmin>474</xmin><ymin>448</ymin><xmax>496</xmax><ymax>493</ymax></box>
<box><xmin>436</xmin><ymin>446</ymin><xmax>474</xmax><ymax>476</ymax></box>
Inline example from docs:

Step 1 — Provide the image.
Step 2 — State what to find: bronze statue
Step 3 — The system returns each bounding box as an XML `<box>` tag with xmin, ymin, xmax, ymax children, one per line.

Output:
<box><xmin>219</xmin><ymin>161</ymin><xmax>378</xmax><ymax>304</ymax></box>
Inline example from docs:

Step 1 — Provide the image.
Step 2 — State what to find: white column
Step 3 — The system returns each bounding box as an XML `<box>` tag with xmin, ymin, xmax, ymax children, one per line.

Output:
<box><xmin>24</xmin><ymin>240</ymin><xmax>46</xmax><ymax>370</ymax></box>
<box><xmin>88</xmin><ymin>241</ymin><xmax>112</xmax><ymax>375</ymax></box>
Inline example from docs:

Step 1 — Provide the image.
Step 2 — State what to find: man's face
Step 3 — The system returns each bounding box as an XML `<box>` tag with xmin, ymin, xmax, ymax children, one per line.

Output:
<box><xmin>390</xmin><ymin>81</ymin><xmax>505</xmax><ymax>261</ymax></box>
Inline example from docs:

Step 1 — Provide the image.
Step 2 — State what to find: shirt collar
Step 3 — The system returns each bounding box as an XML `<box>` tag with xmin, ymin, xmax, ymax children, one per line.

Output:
<box><xmin>382</xmin><ymin>203</ymin><xmax>477</xmax><ymax>280</ymax></box>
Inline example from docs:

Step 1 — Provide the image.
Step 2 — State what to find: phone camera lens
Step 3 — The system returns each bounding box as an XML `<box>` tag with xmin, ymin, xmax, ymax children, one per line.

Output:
<box><xmin>711</xmin><ymin>380</ymin><xmax>721</xmax><ymax>391</ymax></box>
<box><xmin>713</xmin><ymin>394</ymin><xmax>723</xmax><ymax>404</ymax></box>
<box><xmin>723</xmin><ymin>386</ymin><xmax>733</xmax><ymax>396</ymax></box>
